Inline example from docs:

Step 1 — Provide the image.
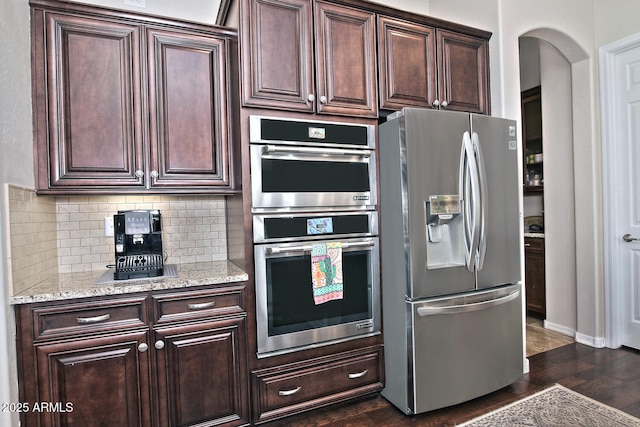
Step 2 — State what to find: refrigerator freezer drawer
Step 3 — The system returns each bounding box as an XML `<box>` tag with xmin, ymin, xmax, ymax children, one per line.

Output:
<box><xmin>409</xmin><ymin>284</ymin><xmax>523</xmax><ymax>414</ymax></box>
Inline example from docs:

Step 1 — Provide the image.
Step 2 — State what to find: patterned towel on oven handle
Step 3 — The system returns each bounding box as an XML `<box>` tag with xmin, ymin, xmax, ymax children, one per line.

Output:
<box><xmin>311</xmin><ymin>242</ymin><xmax>344</xmax><ymax>304</ymax></box>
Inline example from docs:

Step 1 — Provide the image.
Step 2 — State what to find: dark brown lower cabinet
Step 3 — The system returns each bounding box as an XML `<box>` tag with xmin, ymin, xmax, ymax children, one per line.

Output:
<box><xmin>251</xmin><ymin>345</ymin><xmax>384</xmax><ymax>424</ymax></box>
<box><xmin>155</xmin><ymin>317</ymin><xmax>247</xmax><ymax>426</ymax></box>
<box><xmin>15</xmin><ymin>286</ymin><xmax>249</xmax><ymax>427</ymax></box>
<box><xmin>524</xmin><ymin>237</ymin><xmax>546</xmax><ymax>315</ymax></box>
<box><xmin>35</xmin><ymin>330</ymin><xmax>152</xmax><ymax>426</ymax></box>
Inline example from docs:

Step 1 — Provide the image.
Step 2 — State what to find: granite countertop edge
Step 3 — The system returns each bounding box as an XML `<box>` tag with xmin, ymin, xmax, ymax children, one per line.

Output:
<box><xmin>524</xmin><ymin>232</ymin><xmax>545</xmax><ymax>238</ymax></box>
<box><xmin>10</xmin><ymin>260</ymin><xmax>249</xmax><ymax>305</ymax></box>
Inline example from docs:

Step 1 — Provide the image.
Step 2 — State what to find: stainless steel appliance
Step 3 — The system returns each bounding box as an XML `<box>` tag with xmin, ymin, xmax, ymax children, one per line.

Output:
<box><xmin>253</xmin><ymin>211</ymin><xmax>380</xmax><ymax>357</ymax></box>
<box><xmin>113</xmin><ymin>209</ymin><xmax>163</xmax><ymax>280</ymax></box>
<box><xmin>379</xmin><ymin>108</ymin><xmax>524</xmax><ymax>414</ymax></box>
<box><xmin>249</xmin><ymin>115</ymin><xmax>376</xmax><ymax>212</ymax></box>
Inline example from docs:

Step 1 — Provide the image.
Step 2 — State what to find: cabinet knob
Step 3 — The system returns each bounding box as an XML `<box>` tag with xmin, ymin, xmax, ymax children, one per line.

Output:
<box><xmin>135</xmin><ymin>169</ymin><xmax>144</xmax><ymax>178</ymax></box>
<box><xmin>155</xmin><ymin>340</ymin><xmax>165</xmax><ymax>350</ymax></box>
<box><xmin>432</xmin><ymin>100</ymin><xmax>440</xmax><ymax>108</ymax></box>
<box><xmin>441</xmin><ymin>100</ymin><xmax>448</xmax><ymax>108</ymax></box>
<box><xmin>138</xmin><ymin>343</ymin><xmax>149</xmax><ymax>353</ymax></box>
<box><xmin>319</xmin><ymin>95</ymin><xmax>327</xmax><ymax>104</ymax></box>
<box><xmin>150</xmin><ymin>170</ymin><xmax>159</xmax><ymax>179</ymax></box>
<box><xmin>307</xmin><ymin>94</ymin><xmax>315</xmax><ymax>102</ymax></box>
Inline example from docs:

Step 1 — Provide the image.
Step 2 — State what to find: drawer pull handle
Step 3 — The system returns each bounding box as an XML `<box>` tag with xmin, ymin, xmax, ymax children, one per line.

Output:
<box><xmin>348</xmin><ymin>369</ymin><xmax>368</xmax><ymax>379</ymax></box>
<box><xmin>187</xmin><ymin>301</ymin><xmax>216</xmax><ymax>310</ymax></box>
<box><xmin>76</xmin><ymin>314</ymin><xmax>111</xmax><ymax>324</ymax></box>
<box><xmin>278</xmin><ymin>386</ymin><xmax>302</xmax><ymax>396</ymax></box>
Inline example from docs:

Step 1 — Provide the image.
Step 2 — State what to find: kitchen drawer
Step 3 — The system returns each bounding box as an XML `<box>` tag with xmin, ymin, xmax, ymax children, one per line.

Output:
<box><xmin>32</xmin><ymin>296</ymin><xmax>148</xmax><ymax>341</ymax></box>
<box><xmin>151</xmin><ymin>285</ymin><xmax>245</xmax><ymax>325</ymax></box>
<box><xmin>252</xmin><ymin>346</ymin><xmax>384</xmax><ymax>424</ymax></box>
<box><xmin>525</xmin><ymin>237</ymin><xmax>544</xmax><ymax>252</ymax></box>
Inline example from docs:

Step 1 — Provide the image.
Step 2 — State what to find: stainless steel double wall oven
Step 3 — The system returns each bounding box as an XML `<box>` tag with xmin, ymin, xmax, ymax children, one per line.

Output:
<box><xmin>249</xmin><ymin>115</ymin><xmax>380</xmax><ymax>357</ymax></box>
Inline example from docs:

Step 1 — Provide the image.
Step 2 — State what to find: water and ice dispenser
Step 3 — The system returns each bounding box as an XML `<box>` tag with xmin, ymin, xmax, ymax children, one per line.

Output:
<box><xmin>425</xmin><ymin>195</ymin><xmax>465</xmax><ymax>269</ymax></box>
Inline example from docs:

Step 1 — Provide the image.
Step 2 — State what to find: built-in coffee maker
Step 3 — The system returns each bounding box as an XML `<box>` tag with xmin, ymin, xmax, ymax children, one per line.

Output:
<box><xmin>113</xmin><ymin>209</ymin><xmax>163</xmax><ymax>280</ymax></box>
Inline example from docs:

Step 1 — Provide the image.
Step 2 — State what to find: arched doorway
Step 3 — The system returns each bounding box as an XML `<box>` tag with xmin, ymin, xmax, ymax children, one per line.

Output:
<box><xmin>518</xmin><ymin>29</ymin><xmax>603</xmax><ymax>347</ymax></box>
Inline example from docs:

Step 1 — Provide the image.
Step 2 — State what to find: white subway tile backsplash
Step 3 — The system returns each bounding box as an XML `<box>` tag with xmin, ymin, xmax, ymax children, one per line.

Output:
<box><xmin>7</xmin><ymin>187</ymin><xmax>228</xmax><ymax>296</ymax></box>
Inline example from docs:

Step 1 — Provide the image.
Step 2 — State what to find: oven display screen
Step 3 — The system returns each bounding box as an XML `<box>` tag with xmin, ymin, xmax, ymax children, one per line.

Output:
<box><xmin>307</xmin><ymin>217</ymin><xmax>333</xmax><ymax>235</ymax></box>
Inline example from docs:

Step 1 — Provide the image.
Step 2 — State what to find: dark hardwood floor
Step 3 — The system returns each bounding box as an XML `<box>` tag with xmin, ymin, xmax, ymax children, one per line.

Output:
<box><xmin>263</xmin><ymin>343</ymin><xmax>640</xmax><ymax>426</ymax></box>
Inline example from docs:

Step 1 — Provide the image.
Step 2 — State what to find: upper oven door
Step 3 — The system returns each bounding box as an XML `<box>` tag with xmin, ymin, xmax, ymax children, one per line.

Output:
<box><xmin>250</xmin><ymin>144</ymin><xmax>377</xmax><ymax>211</ymax></box>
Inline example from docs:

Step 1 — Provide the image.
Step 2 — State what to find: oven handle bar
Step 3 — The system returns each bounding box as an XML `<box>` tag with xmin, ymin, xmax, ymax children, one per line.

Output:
<box><xmin>265</xmin><ymin>240</ymin><xmax>375</xmax><ymax>255</ymax></box>
<box><xmin>261</xmin><ymin>144</ymin><xmax>372</xmax><ymax>158</ymax></box>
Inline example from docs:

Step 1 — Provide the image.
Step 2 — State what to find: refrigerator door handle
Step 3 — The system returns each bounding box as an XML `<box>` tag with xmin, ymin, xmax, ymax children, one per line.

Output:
<box><xmin>472</xmin><ymin>132</ymin><xmax>488</xmax><ymax>270</ymax></box>
<box><xmin>460</xmin><ymin>131</ymin><xmax>481</xmax><ymax>272</ymax></box>
<box><xmin>415</xmin><ymin>289</ymin><xmax>520</xmax><ymax>316</ymax></box>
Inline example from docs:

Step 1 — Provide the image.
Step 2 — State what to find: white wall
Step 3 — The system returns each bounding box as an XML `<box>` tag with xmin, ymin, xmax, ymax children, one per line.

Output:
<box><xmin>72</xmin><ymin>0</ymin><xmax>221</xmax><ymax>25</ymax></box>
<box><xmin>539</xmin><ymin>40</ymin><xmax>577</xmax><ymax>334</ymax></box>
<box><xmin>594</xmin><ymin>0</ymin><xmax>640</xmax><ymax>46</ymax></box>
<box><xmin>0</xmin><ymin>0</ymin><xmax>34</xmax><ymax>423</ymax></box>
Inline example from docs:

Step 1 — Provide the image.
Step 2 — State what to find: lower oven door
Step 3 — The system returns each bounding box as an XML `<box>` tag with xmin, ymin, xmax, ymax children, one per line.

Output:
<box><xmin>254</xmin><ymin>237</ymin><xmax>380</xmax><ymax>357</ymax></box>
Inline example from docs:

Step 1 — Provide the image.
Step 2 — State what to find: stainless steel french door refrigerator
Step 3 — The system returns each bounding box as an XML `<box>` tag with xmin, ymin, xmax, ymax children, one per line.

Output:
<box><xmin>379</xmin><ymin>108</ymin><xmax>524</xmax><ymax>415</ymax></box>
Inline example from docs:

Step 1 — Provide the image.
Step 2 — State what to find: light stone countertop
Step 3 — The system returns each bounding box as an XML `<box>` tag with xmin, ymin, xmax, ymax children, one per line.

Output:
<box><xmin>10</xmin><ymin>260</ymin><xmax>248</xmax><ymax>305</ymax></box>
<box><xmin>524</xmin><ymin>232</ymin><xmax>545</xmax><ymax>238</ymax></box>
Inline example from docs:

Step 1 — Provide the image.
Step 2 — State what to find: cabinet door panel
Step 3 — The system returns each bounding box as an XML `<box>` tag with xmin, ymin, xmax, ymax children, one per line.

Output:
<box><xmin>314</xmin><ymin>1</ymin><xmax>377</xmax><ymax>117</ymax></box>
<box><xmin>38</xmin><ymin>13</ymin><xmax>145</xmax><ymax>190</ymax></box>
<box><xmin>436</xmin><ymin>29</ymin><xmax>489</xmax><ymax>114</ymax></box>
<box><xmin>241</xmin><ymin>0</ymin><xmax>314</xmax><ymax>111</ymax></box>
<box><xmin>525</xmin><ymin>238</ymin><xmax>546</xmax><ymax>315</ymax></box>
<box><xmin>147</xmin><ymin>29</ymin><xmax>231</xmax><ymax>188</ymax></box>
<box><xmin>155</xmin><ymin>317</ymin><xmax>248</xmax><ymax>426</ymax></box>
<box><xmin>378</xmin><ymin>16</ymin><xmax>437</xmax><ymax>110</ymax></box>
<box><xmin>35</xmin><ymin>330</ymin><xmax>151</xmax><ymax>427</ymax></box>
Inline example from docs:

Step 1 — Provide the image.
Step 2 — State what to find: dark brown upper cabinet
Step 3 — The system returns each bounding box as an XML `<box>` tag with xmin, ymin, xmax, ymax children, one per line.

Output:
<box><xmin>436</xmin><ymin>29</ymin><xmax>489</xmax><ymax>114</ymax></box>
<box><xmin>30</xmin><ymin>0</ymin><xmax>239</xmax><ymax>194</ymax></box>
<box><xmin>377</xmin><ymin>16</ymin><xmax>437</xmax><ymax>111</ymax></box>
<box><xmin>378</xmin><ymin>16</ymin><xmax>490</xmax><ymax>114</ymax></box>
<box><xmin>240</xmin><ymin>0</ymin><xmax>377</xmax><ymax>117</ymax></box>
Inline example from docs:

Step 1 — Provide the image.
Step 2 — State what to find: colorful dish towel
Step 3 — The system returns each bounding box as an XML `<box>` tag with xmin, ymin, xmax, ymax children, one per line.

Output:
<box><xmin>311</xmin><ymin>242</ymin><xmax>344</xmax><ymax>305</ymax></box>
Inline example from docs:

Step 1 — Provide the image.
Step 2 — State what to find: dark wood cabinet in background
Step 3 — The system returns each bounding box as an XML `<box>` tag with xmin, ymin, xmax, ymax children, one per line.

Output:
<box><xmin>522</xmin><ymin>86</ymin><xmax>544</xmax><ymax>193</ymax></box>
<box><xmin>524</xmin><ymin>237</ymin><xmax>546</xmax><ymax>316</ymax></box>
<box><xmin>15</xmin><ymin>285</ymin><xmax>249</xmax><ymax>427</ymax></box>
<box><xmin>378</xmin><ymin>17</ymin><xmax>489</xmax><ymax>114</ymax></box>
<box><xmin>240</xmin><ymin>0</ymin><xmax>377</xmax><ymax>117</ymax></box>
<box><xmin>31</xmin><ymin>0</ymin><xmax>239</xmax><ymax>194</ymax></box>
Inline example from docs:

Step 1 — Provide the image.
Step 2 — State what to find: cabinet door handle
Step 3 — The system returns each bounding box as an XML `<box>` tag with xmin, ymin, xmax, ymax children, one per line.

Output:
<box><xmin>307</xmin><ymin>94</ymin><xmax>315</xmax><ymax>102</ymax></box>
<box><xmin>187</xmin><ymin>301</ymin><xmax>216</xmax><ymax>310</ymax></box>
<box><xmin>441</xmin><ymin>100</ymin><xmax>448</xmax><ymax>108</ymax></box>
<box><xmin>135</xmin><ymin>169</ymin><xmax>144</xmax><ymax>178</ymax></box>
<box><xmin>319</xmin><ymin>95</ymin><xmax>327</xmax><ymax>104</ymax></box>
<box><xmin>155</xmin><ymin>340</ymin><xmax>165</xmax><ymax>350</ymax></box>
<box><xmin>278</xmin><ymin>386</ymin><xmax>302</xmax><ymax>396</ymax></box>
<box><xmin>432</xmin><ymin>100</ymin><xmax>440</xmax><ymax>108</ymax></box>
<box><xmin>138</xmin><ymin>343</ymin><xmax>149</xmax><ymax>353</ymax></box>
<box><xmin>76</xmin><ymin>313</ymin><xmax>111</xmax><ymax>324</ymax></box>
<box><xmin>348</xmin><ymin>369</ymin><xmax>368</xmax><ymax>379</ymax></box>
<box><xmin>524</xmin><ymin>243</ymin><xmax>531</xmax><ymax>247</ymax></box>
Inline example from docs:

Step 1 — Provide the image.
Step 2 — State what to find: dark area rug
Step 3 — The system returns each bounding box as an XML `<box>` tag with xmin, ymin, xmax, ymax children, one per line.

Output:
<box><xmin>459</xmin><ymin>384</ymin><xmax>640</xmax><ymax>426</ymax></box>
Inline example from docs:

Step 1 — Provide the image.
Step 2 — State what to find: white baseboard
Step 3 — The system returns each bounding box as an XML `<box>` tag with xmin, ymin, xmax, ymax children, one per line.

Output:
<box><xmin>542</xmin><ymin>320</ymin><xmax>605</xmax><ymax>348</ymax></box>
<box><xmin>543</xmin><ymin>320</ymin><xmax>575</xmax><ymax>337</ymax></box>
<box><xmin>575</xmin><ymin>333</ymin><xmax>606</xmax><ymax>348</ymax></box>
